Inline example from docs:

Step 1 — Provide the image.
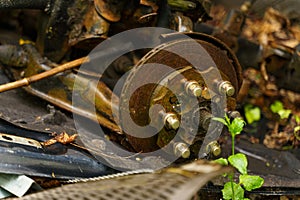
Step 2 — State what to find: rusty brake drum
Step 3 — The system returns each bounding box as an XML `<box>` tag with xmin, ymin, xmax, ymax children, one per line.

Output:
<box><xmin>119</xmin><ymin>32</ymin><xmax>242</xmax><ymax>157</ymax></box>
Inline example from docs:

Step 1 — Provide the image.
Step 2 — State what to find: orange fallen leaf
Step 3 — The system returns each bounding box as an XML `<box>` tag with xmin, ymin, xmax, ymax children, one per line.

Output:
<box><xmin>41</xmin><ymin>132</ymin><xmax>78</xmax><ymax>146</ymax></box>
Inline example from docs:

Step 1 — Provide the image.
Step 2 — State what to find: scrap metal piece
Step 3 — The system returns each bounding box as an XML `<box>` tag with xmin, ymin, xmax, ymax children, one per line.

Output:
<box><xmin>0</xmin><ymin>133</ymin><xmax>42</xmax><ymax>149</ymax></box>
<box><xmin>0</xmin><ymin>45</ymin><xmax>28</xmax><ymax>67</ymax></box>
<box><xmin>171</xmin><ymin>12</ymin><xmax>193</xmax><ymax>32</ymax></box>
<box><xmin>37</xmin><ymin>0</ymin><xmax>110</xmax><ymax>62</ymax></box>
<box><xmin>94</xmin><ymin>0</ymin><xmax>127</xmax><ymax>22</ymax></box>
<box><xmin>15</xmin><ymin>160</ymin><xmax>231</xmax><ymax>200</ymax></box>
<box><xmin>0</xmin><ymin>174</ymin><xmax>41</xmax><ymax>198</ymax></box>
<box><xmin>0</xmin><ymin>117</ymin><xmax>115</xmax><ymax>179</ymax></box>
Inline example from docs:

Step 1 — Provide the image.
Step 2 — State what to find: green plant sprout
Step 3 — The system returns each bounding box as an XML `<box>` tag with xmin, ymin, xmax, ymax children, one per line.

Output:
<box><xmin>270</xmin><ymin>101</ymin><xmax>300</xmax><ymax>142</ymax></box>
<box><xmin>294</xmin><ymin>115</ymin><xmax>300</xmax><ymax>124</ymax></box>
<box><xmin>244</xmin><ymin>104</ymin><xmax>261</xmax><ymax>124</ymax></box>
<box><xmin>213</xmin><ymin>114</ymin><xmax>264</xmax><ymax>200</ymax></box>
<box><xmin>270</xmin><ymin>100</ymin><xmax>291</xmax><ymax>120</ymax></box>
<box><xmin>293</xmin><ymin>115</ymin><xmax>300</xmax><ymax>141</ymax></box>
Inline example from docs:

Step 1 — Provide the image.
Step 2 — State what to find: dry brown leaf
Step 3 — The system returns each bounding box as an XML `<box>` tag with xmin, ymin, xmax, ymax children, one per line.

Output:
<box><xmin>243</xmin><ymin>8</ymin><xmax>299</xmax><ymax>48</ymax></box>
<box><xmin>41</xmin><ymin>132</ymin><xmax>78</xmax><ymax>146</ymax></box>
<box><xmin>263</xmin><ymin>132</ymin><xmax>293</xmax><ymax>149</ymax></box>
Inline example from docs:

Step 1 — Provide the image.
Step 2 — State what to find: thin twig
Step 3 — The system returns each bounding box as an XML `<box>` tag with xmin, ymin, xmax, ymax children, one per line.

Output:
<box><xmin>273</xmin><ymin>121</ymin><xmax>279</xmax><ymax>135</ymax></box>
<box><xmin>260</xmin><ymin>60</ymin><xmax>269</xmax><ymax>81</ymax></box>
<box><xmin>0</xmin><ymin>56</ymin><xmax>89</xmax><ymax>93</ymax></box>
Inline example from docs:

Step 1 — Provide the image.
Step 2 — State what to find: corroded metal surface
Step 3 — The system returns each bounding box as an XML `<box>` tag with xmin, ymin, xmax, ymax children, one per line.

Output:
<box><xmin>94</xmin><ymin>0</ymin><xmax>127</xmax><ymax>22</ymax></box>
<box><xmin>119</xmin><ymin>32</ymin><xmax>242</xmax><ymax>154</ymax></box>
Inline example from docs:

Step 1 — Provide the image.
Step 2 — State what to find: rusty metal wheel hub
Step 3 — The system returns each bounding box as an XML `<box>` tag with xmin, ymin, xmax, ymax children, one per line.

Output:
<box><xmin>119</xmin><ymin>33</ymin><xmax>242</xmax><ymax>158</ymax></box>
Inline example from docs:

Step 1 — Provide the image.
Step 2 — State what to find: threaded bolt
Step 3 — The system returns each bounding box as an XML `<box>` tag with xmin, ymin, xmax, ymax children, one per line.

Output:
<box><xmin>206</xmin><ymin>141</ymin><xmax>221</xmax><ymax>157</ymax></box>
<box><xmin>185</xmin><ymin>81</ymin><xmax>202</xmax><ymax>97</ymax></box>
<box><xmin>174</xmin><ymin>142</ymin><xmax>190</xmax><ymax>158</ymax></box>
<box><xmin>218</xmin><ymin>81</ymin><xmax>235</xmax><ymax>97</ymax></box>
<box><xmin>199</xmin><ymin>109</ymin><xmax>213</xmax><ymax>131</ymax></box>
<box><xmin>164</xmin><ymin>113</ymin><xmax>180</xmax><ymax>130</ymax></box>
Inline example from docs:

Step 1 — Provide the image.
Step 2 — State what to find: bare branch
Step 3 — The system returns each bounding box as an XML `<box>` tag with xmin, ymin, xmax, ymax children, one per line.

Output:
<box><xmin>0</xmin><ymin>56</ymin><xmax>89</xmax><ymax>93</ymax></box>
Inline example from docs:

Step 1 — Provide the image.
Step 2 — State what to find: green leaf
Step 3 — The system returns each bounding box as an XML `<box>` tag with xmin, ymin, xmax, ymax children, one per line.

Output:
<box><xmin>225</xmin><ymin>114</ymin><xmax>231</xmax><ymax>125</ymax></box>
<box><xmin>270</xmin><ymin>100</ymin><xmax>283</xmax><ymax>113</ymax></box>
<box><xmin>295</xmin><ymin>115</ymin><xmax>300</xmax><ymax>124</ymax></box>
<box><xmin>270</xmin><ymin>101</ymin><xmax>291</xmax><ymax>119</ymax></box>
<box><xmin>244</xmin><ymin>104</ymin><xmax>261</xmax><ymax>124</ymax></box>
<box><xmin>212</xmin><ymin>117</ymin><xmax>228</xmax><ymax>126</ymax></box>
<box><xmin>294</xmin><ymin>126</ymin><xmax>300</xmax><ymax>133</ymax></box>
<box><xmin>213</xmin><ymin>158</ymin><xmax>228</xmax><ymax>166</ymax></box>
<box><xmin>228</xmin><ymin>118</ymin><xmax>246</xmax><ymax>137</ymax></box>
<box><xmin>277</xmin><ymin>109</ymin><xmax>291</xmax><ymax>119</ymax></box>
<box><xmin>239</xmin><ymin>174</ymin><xmax>264</xmax><ymax>191</ymax></box>
<box><xmin>228</xmin><ymin>153</ymin><xmax>248</xmax><ymax>175</ymax></box>
<box><xmin>222</xmin><ymin>182</ymin><xmax>245</xmax><ymax>200</ymax></box>
<box><xmin>294</xmin><ymin>126</ymin><xmax>300</xmax><ymax>141</ymax></box>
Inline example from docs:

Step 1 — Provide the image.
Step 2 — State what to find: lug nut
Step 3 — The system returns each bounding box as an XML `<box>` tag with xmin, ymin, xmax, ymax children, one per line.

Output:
<box><xmin>174</xmin><ymin>142</ymin><xmax>190</xmax><ymax>158</ymax></box>
<box><xmin>218</xmin><ymin>81</ymin><xmax>235</xmax><ymax>97</ymax></box>
<box><xmin>184</xmin><ymin>81</ymin><xmax>202</xmax><ymax>97</ymax></box>
<box><xmin>206</xmin><ymin>141</ymin><xmax>221</xmax><ymax>157</ymax></box>
<box><xmin>199</xmin><ymin>109</ymin><xmax>213</xmax><ymax>131</ymax></box>
<box><xmin>193</xmin><ymin>108</ymin><xmax>213</xmax><ymax>131</ymax></box>
<box><xmin>163</xmin><ymin>113</ymin><xmax>180</xmax><ymax>130</ymax></box>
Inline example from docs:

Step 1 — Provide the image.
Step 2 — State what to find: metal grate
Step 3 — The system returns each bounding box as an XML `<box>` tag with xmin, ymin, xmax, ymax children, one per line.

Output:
<box><xmin>13</xmin><ymin>161</ymin><xmax>230</xmax><ymax>200</ymax></box>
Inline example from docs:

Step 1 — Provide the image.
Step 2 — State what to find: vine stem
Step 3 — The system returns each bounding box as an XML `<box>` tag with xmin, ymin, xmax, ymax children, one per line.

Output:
<box><xmin>232</xmin><ymin>135</ymin><xmax>235</xmax><ymax>155</ymax></box>
<box><xmin>231</xmin><ymin>177</ymin><xmax>235</xmax><ymax>200</ymax></box>
<box><xmin>231</xmin><ymin>131</ymin><xmax>235</xmax><ymax>199</ymax></box>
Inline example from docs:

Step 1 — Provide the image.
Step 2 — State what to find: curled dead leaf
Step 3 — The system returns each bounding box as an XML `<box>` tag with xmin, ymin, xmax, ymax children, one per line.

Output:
<box><xmin>41</xmin><ymin>132</ymin><xmax>78</xmax><ymax>146</ymax></box>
